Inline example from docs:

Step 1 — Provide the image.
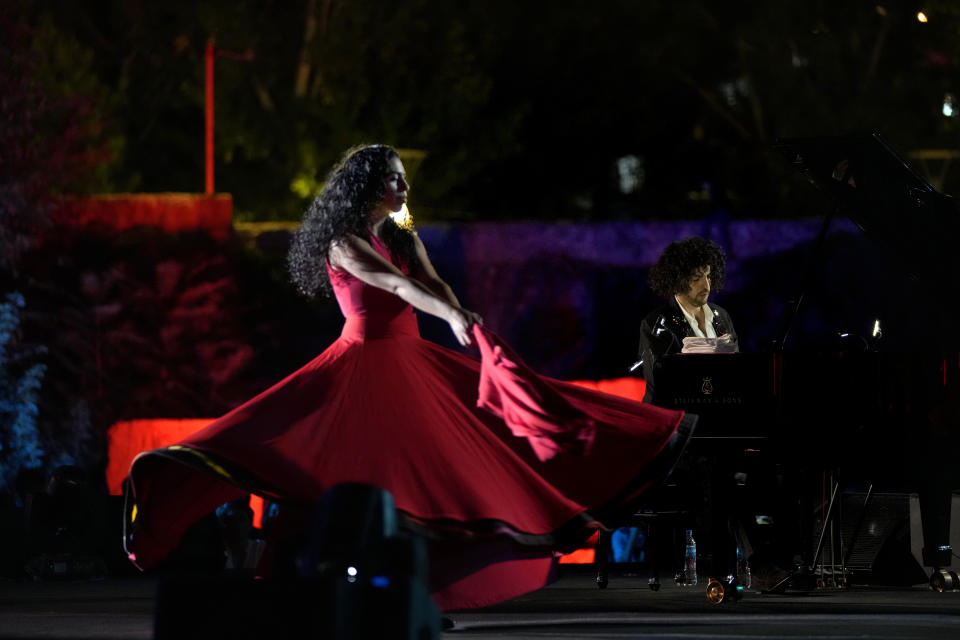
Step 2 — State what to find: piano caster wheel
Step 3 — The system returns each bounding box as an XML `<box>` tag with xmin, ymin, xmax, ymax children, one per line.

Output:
<box><xmin>648</xmin><ymin>577</ymin><xmax>661</xmax><ymax>592</ymax></box>
<box><xmin>930</xmin><ymin>568</ymin><xmax>960</xmax><ymax>592</ymax></box>
<box><xmin>596</xmin><ymin>575</ymin><xmax>608</xmax><ymax>590</ymax></box>
<box><xmin>706</xmin><ymin>577</ymin><xmax>744</xmax><ymax>604</ymax></box>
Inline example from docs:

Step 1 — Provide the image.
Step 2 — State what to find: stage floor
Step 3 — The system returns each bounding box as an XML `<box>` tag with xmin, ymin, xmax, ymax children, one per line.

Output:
<box><xmin>1</xmin><ymin>565</ymin><xmax>959</xmax><ymax>639</ymax></box>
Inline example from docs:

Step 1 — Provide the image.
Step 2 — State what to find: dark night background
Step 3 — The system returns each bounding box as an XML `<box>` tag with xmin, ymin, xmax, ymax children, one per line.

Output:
<box><xmin>10</xmin><ymin>0</ymin><xmax>960</xmax><ymax>220</ymax></box>
<box><xmin>2</xmin><ymin>0</ymin><xmax>960</xmax><ymax>546</ymax></box>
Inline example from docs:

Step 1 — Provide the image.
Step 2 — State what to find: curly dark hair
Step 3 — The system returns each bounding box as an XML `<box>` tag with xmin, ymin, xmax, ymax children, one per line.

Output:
<box><xmin>288</xmin><ymin>144</ymin><xmax>420</xmax><ymax>297</ymax></box>
<box><xmin>648</xmin><ymin>237</ymin><xmax>726</xmax><ymax>299</ymax></box>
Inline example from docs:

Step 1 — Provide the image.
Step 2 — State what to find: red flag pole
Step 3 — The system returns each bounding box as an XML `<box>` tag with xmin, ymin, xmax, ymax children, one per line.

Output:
<box><xmin>205</xmin><ymin>39</ymin><xmax>215</xmax><ymax>194</ymax></box>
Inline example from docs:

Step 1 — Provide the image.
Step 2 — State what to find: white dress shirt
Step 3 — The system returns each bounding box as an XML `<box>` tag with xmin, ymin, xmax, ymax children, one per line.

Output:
<box><xmin>675</xmin><ymin>295</ymin><xmax>716</xmax><ymax>339</ymax></box>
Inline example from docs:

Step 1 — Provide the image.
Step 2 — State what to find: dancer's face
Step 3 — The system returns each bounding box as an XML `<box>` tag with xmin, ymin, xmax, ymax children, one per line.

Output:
<box><xmin>378</xmin><ymin>156</ymin><xmax>408</xmax><ymax>213</ymax></box>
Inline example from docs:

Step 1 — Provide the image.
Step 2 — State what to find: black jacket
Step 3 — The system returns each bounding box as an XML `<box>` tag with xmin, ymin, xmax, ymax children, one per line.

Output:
<box><xmin>636</xmin><ymin>298</ymin><xmax>738</xmax><ymax>403</ymax></box>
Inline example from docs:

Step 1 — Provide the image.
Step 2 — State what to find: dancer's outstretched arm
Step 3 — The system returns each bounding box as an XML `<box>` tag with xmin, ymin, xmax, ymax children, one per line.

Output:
<box><xmin>329</xmin><ymin>234</ymin><xmax>480</xmax><ymax>346</ymax></box>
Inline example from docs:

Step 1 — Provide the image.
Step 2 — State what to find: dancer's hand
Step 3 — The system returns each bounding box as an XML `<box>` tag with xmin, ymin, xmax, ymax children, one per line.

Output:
<box><xmin>447</xmin><ymin>308</ymin><xmax>482</xmax><ymax>346</ymax></box>
<box><xmin>462</xmin><ymin>309</ymin><xmax>484</xmax><ymax>327</ymax></box>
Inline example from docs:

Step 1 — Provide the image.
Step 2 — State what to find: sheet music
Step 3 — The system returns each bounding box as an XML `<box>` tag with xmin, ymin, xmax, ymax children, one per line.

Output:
<box><xmin>681</xmin><ymin>333</ymin><xmax>737</xmax><ymax>354</ymax></box>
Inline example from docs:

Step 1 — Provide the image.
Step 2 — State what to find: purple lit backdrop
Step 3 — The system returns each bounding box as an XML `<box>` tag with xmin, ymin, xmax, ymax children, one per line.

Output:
<box><xmin>415</xmin><ymin>218</ymin><xmax>897</xmax><ymax>380</ymax></box>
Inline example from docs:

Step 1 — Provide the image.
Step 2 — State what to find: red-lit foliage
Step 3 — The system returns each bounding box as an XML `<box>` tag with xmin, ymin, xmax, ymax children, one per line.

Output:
<box><xmin>11</xmin><ymin>229</ymin><xmax>265</xmax><ymax>479</ymax></box>
<box><xmin>53</xmin><ymin>195</ymin><xmax>233</xmax><ymax>240</ymax></box>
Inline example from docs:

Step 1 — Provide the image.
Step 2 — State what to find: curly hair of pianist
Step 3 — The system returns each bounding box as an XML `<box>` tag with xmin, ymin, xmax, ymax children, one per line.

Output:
<box><xmin>647</xmin><ymin>236</ymin><xmax>727</xmax><ymax>299</ymax></box>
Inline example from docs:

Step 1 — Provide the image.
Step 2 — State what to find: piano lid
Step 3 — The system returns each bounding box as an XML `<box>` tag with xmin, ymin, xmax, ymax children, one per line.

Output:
<box><xmin>773</xmin><ymin>133</ymin><xmax>960</xmax><ymax>284</ymax></box>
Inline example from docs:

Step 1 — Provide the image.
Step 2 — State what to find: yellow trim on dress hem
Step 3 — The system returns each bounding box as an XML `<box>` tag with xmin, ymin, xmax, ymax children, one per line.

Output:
<box><xmin>168</xmin><ymin>444</ymin><xmax>234</xmax><ymax>480</ymax></box>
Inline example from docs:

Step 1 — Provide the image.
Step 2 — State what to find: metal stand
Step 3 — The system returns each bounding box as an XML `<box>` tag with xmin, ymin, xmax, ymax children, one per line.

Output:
<box><xmin>765</xmin><ymin>478</ymin><xmax>843</xmax><ymax>594</ymax></box>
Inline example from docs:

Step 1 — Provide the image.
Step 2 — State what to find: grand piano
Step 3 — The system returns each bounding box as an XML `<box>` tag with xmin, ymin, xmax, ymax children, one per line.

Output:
<box><xmin>648</xmin><ymin>133</ymin><xmax>960</xmax><ymax>593</ymax></box>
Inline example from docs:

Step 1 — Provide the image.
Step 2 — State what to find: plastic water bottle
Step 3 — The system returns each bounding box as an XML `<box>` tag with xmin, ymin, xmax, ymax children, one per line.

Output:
<box><xmin>736</xmin><ymin>546</ymin><xmax>751</xmax><ymax>589</ymax></box>
<box><xmin>684</xmin><ymin>529</ymin><xmax>697</xmax><ymax>586</ymax></box>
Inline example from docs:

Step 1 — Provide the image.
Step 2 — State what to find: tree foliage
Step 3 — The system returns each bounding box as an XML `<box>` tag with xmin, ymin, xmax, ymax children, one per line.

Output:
<box><xmin>1</xmin><ymin>6</ymin><xmax>53</xmax><ymax>275</ymax></box>
<box><xmin>15</xmin><ymin>1</ymin><xmax>960</xmax><ymax>222</ymax></box>
<box><xmin>0</xmin><ymin>292</ymin><xmax>58</xmax><ymax>495</ymax></box>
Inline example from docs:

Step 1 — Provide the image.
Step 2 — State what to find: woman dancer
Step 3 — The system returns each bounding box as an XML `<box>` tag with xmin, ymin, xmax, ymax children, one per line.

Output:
<box><xmin>125</xmin><ymin>144</ymin><xmax>694</xmax><ymax>610</ymax></box>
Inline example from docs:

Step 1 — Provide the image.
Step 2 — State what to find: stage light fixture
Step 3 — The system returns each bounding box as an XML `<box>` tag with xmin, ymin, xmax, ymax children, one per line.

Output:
<box><xmin>292</xmin><ymin>483</ymin><xmax>441</xmax><ymax>638</ymax></box>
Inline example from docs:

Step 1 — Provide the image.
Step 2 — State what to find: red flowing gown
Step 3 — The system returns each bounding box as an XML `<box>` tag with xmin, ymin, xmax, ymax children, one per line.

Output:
<box><xmin>125</xmin><ymin>234</ymin><xmax>693</xmax><ymax>610</ymax></box>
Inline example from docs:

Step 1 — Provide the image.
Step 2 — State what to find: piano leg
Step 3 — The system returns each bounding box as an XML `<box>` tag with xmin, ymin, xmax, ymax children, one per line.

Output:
<box><xmin>693</xmin><ymin>447</ymin><xmax>741</xmax><ymax>583</ymax></box>
<box><xmin>595</xmin><ymin>528</ymin><xmax>610</xmax><ymax>589</ymax></box>
<box><xmin>915</xmin><ymin>357</ymin><xmax>960</xmax><ymax>577</ymax></box>
<box><xmin>920</xmin><ymin>436</ymin><xmax>954</xmax><ymax>569</ymax></box>
<box><xmin>703</xmin><ymin>459</ymin><xmax>734</xmax><ymax>581</ymax></box>
<box><xmin>921</xmin><ymin>487</ymin><xmax>952</xmax><ymax>567</ymax></box>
